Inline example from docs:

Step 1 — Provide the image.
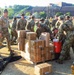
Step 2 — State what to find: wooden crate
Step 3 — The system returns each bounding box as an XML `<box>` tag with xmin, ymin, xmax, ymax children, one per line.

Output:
<box><xmin>17</xmin><ymin>30</ymin><xmax>26</xmax><ymax>38</ymax></box>
<box><xmin>30</xmin><ymin>54</ymin><xmax>45</xmax><ymax>63</ymax></box>
<box><xmin>26</xmin><ymin>32</ymin><xmax>37</xmax><ymax>40</ymax></box>
<box><xmin>18</xmin><ymin>38</ymin><xmax>25</xmax><ymax>51</ymax></box>
<box><xmin>35</xmin><ymin>63</ymin><xmax>52</xmax><ymax>75</ymax></box>
<box><xmin>39</xmin><ymin>32</ymin><xmax>50</xmax><ymax>47</ymax></box>
<box><xmin>25</xmin><ymin>39</ymin><xmax>31</xmax><ymax>53</ymax></box>
<box><xmin>45</xmin><ymin>45</ymin><xmax>55</xmax><ymax>61</ymax></box>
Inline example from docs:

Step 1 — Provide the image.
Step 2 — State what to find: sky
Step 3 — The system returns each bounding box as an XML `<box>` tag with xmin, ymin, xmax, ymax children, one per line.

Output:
<box><xmin>0</xmin><ymin>0</ymin><xmax>74</xmax><ymax>8</ymax></box>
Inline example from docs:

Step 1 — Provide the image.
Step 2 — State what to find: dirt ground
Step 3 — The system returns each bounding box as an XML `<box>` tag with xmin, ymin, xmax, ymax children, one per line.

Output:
<box><xmin>0</xmin><ymin>45</ymin><xmax>74</xmax><ymax>75</ymax></box>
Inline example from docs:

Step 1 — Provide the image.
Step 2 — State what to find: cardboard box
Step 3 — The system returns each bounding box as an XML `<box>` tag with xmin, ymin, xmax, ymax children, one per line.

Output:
<box><xmin>45</xmin><ymin>47</ymin><xmax>52</xmax><ymax>60</ymax></box>
<box><xmin>18</xmin><ymin>38</ymin><xmax>25</xmax><ymax>51</ymax></box>
<box><xmin>39</xmin><ymin>32</ymin><xmax>50</xmax><ymax>47</ymax></box>
<box><xmin>30</xmin><ymin>54</ymin><xmax>45</xmax><ymax>63</ymax></box>
<box><xmin>35</xmin><ymin>63</ymin><xmax>52</xmax><ymax>75</ymax></box>
<box><xmin>25</xmin><ymin>39</ymin><xmax>31</xmax><ymax>53</ymax></box>
<box><xmin>31</xmin><ymin>40</ymin><xmax>45</xmax><ymax>49</ymax></box>
<box><xmin>30</xmin><ymin>40</ymin><xmax>45</xmax><ymax>55</ymax></box>
<box><xmin>49</xmin><ymin>43</ymin><xmax>55</xmax><ymax>59</ymax></box>
<box><xmin>26</xmin><ymin>32</ymin><xmax>37</xmax><ymax>40</ymax></box>
<box><xmin>45</xmin><ymin>44</ymin><xmax>55</xmax><ymax>61</ymax></box>
<box><xmin>17</xmin><ymin>30</ymin><xmax>26</xmax><ymax>38</ymax></box>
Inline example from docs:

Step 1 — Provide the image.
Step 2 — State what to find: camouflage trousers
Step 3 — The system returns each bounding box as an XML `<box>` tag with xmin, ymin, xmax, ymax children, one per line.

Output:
<box><xmin>59</xmin><ymin>33</ymin><xmax>74</xmax><ymax>61</ymax></box>
<box><xmin>0</xmin><ymin>28</ymin><xmax>11</xmax><ymax>51</ymax></box>
<box><xmin>11</xmin><ymin>29</ymin><xmax>17</xmax><ymax>43</ymax></box>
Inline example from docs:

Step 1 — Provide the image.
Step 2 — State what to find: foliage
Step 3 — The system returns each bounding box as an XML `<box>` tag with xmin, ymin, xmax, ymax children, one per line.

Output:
<box><xmin>33</xmin><ymin>12</ymin><xmax>40</xmax><ymax>18</ymax></box>
<box><xmin>0</xmin><ymin>8</ymin><xmax>3</xmax><ymax>16</ymax></box>
<box><xmin>39</xmin><ymin>11</ymin><xmax>46</xmax><ymax>18</ymax></box>
<box><xmin>65</xmin><ymin>12</ymin><xmax>71</xmax><ymax>16</ymax></box>
<box><xmin>56</xmin><ymin>12</ymin><xmax>63</xmax><ymax>16</ymax></box>
<box><xmin>25</xmin><ymin>12</ymin><xmax>30</xmax><ymax>16</ymax></box>
<box><xmin>8</xmin><ymin>8</ymin><xmax>14</xmax><ymax>18</ymax></box>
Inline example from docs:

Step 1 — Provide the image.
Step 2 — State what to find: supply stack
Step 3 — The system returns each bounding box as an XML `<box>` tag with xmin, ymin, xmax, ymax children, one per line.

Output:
<box><xmin>18</xmin><ymin>31</ymin><xmax>55</xmax><ymax>64</ymax></box>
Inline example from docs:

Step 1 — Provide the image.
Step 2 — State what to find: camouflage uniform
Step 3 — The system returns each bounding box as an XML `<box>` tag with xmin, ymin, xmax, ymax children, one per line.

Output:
<box><xmin>52</xmin><ymin>19</ymin><xmax>58</xmax><ymax>27</ymax></box>
<box><xmin>27</xmin><ymin>19</ymin><xmax>35</xmax><ymax>32</ymax></box>
<box><xmin>54</xmin><ymin>16</ymin><xmax>65</xmax><ymax>41</ymax></box>
<box><xmin>0</xmin><ymin>16</ymin><xmax>11</xmax><ymax>51</ymax></box>
<box><xmin>11</xmin><ymin>18</ymin><xmax>17</xmax><ymax>43</ymax></box>
<box><xmin>57</xmin><ymin>20</ymin><xmax>74</xmax><ymax>63</ymax></box>
<box><xmin>44</xmin><ymin>18</ymin><xmax>50</xmax><ymax>27</ymax></box>
<box><xmin>17</xmin><ymin>18</ymin><xmax>27</xmax><ymax>30</ymax></box>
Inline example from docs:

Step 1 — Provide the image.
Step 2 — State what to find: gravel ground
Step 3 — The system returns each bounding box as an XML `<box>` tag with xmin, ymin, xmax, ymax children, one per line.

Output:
<box><xmin>1</xmin><ymin>47</ymin><xmax>74</xmax><ymax>75</ymax></box>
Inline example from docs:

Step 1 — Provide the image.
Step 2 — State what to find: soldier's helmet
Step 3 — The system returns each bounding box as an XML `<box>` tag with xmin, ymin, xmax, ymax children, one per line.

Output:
<box><xmin>4</xmin><ymin>9</ymin><xmax>8</xmax><ymax>13</ymax></box>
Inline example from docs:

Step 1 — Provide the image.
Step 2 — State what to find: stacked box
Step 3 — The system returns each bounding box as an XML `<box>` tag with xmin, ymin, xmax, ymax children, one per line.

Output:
<box><xmin>45</xmin><ymin>47</ymin><xmax>52</xmax><ymax>61</ymax></box>
<box><xmin>17</xmin><ymin>30</ymin><xmax>26</xmax><ymax>38</ymax></box>
<box><xmin>30</xmin><ymin>40</ymin><xmax>45</xmax><ymax>63</ymax></box>
<box><xmin>39</xmin><ymin>32</ymin><xmax>50</xmax><ymax>47</ymax></box>
<box><xmin>18</xmin><ymin>38</ymin><xmax>25</xmax><ymax>51</ymax></box>
<box><xmin>26</xmin><ymin>32</ymin><xmax>37</xmax><ymax>40</ymax></box>
<box><xmin>49</xmin><ymin>43</ymin><xmax>55</xmax><ymax>60</ymax></box>
<box><xmin>24</xmin><ymin>39</ymin><xmax>31</xmax><ymax>60</ymax></box>
<box><xmin>17</xmin><ymin>30</ymin><xmax>26</xmax><ymax>51</ymax></box>
<box><xmin>45</xmin><ymin>43</ymin><xmax>55</xmax><ymax>61</ymax></box>
<box><xmin>35</xmin><ymin>63</ymin><xmax>52</xmax><ymax>75</ymax></box>
<box><xmin>25</xmin><ymin>39</ymin><xmax>31</xmax><ymax>53</ymax></box>
<box><xmin>20</xmin><ymin>31</ymin><xmax>55</xmax><ymax>63</ymax></box>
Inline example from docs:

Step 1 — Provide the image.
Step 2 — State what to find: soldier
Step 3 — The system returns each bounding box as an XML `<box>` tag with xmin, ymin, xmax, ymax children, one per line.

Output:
<box><xmin>0</xmin><ymin>9</ymin><xmax>14</xmax><ymax>55</ymax></box>
<box><xmin>16</xmin><ymin>14</ymin><xmax>27</xmax><ymax>30</ymax></box>
<box><xmin>54</xmin><ymin>15</ymin><xmax>65</xmax><ymax>41</ymax></box>
<box><xmin>40</xmin><ymin>17</ymin><xmax>45</xmax><ymax>25</ymax></box>
<box><xmin>36</xmin><ymin>18</ymin><xmax>52</xmax><ymax>39</ymax></box>
<box><xmin>27</xmin><ymin>15</ymin><xmax>35</xmax><ymax>31</ymax></box>
<box><xmin>52</xmin><ymin>15</ymin><xmax>58</xmax><ymax>28</ymax></box>
<box><xmin>36</xmin><ymin>18</ymin><xmax>44</xmax><ymax>38</ymax></box>
<box><xmin>55</xmin><ymin>15</ymin><xmax>64</xmax><ymax>29</ymax></box>
<box><xmin>44</xmin><ymin>17</ymin><xmax>50</xmax><ymax>27</ymax></box>
<box><xmin>56</xmin><ymin>19</ymin><xmax>74</xmax><ymax>64</ymax></box>
<box><xmin>65</xmin><ymin>15</ymin><xmax>73</xmax><ymax>25</ymax></box>
<box><xmin>11</xmin><ymin>17</ymin><xmax>17</xmax><ymax>44</ymax></box>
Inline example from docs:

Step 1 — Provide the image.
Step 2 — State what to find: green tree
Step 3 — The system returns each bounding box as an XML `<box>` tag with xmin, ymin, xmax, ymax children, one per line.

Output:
<box><xmin>25</xmin><ymin>12</ymin><xmax>30</xmax><ymax>16</ymax></box>
<box><xmin>8</xmin><ymin>8</ymin><xmax>14</xmax><ymax>18</ymax></box>
<box><xmin>56</xmin><ymin>12</ymin><xmax>63</xmax><ymax>16</ymax></box>
<box><xmin>33</xmin><ymin>12</ymin><xmax>40</xmax><ymax>18</ymax></box>
<box><xmin>65</xmin><ymin>12</ymin><xmax>71</xmax><ymax>16</ymax></box>
<box><xmin>39</xmin><ymin>11</ymin><xmax>46</xmax><ymax>18</ymax></box>
<box><xmin>0</xmin><ymin>8</ymin><xmax>3</xmax><ymax>16</ymax></box>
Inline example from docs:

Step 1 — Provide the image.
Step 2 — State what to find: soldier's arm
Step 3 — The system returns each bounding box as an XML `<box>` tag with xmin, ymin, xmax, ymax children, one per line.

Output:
<box><xmin>58</xmin><ymin>25</ymin><xmax>64</xmax><ymax>41</ymax></box>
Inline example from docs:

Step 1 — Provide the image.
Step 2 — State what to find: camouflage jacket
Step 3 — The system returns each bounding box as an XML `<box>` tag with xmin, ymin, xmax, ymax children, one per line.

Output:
<box><xmin>12</xmin><ymin>20</ymin><xmax>17</xmax><ymax>29</ymax></box>
<box><xmin>44</xmin><ymin>19</ymin><xmax>50</xmax><ymax>26</ymax></box>
<box><xmin>58</xmin><ymin>20</ymin><xmax>74</xmax><ymax>41</ymax></box>
<box><xmin>0</xmin><ymin>16</ymin><xmax>9</xmax><ymax>33</ymax></box>
<box><xmin>17</xmin><ymin>19</ymin><xmax>27</xmax><ymax>30</ymax></box>
<box><xmin>27</xmin><ymin>19</ymin><xmax>35</xmax><ymax>30</ymax></box>
<box><xmin>55</xmin><ymin>20</ymin><xmax>64</xmax><ymax>29</ymax></box>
